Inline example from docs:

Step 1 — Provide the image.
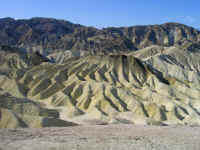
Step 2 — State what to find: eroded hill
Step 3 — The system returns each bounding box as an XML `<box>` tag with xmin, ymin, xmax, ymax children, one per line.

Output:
<box><xmin>0</xmin><ymin>45</ymin><xmax>200</xmax><ymax>128</ymax></box>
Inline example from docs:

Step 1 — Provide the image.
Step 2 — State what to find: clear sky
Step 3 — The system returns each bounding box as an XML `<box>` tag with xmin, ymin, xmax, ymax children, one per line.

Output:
<box><xmin>0</xmin><ymin>0</ymin><xmax>199</xmax><ymax>29</ymax></box>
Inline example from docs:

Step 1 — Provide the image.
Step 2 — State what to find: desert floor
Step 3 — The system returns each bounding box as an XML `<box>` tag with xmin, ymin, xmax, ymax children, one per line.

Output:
<box><xmin>0</xmin><ymin>125</ymin><xmax>200</xmax><ymax>150</ymax></box>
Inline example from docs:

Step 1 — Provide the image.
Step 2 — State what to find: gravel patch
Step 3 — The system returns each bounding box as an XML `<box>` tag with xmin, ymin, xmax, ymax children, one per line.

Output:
<box><xmin>0</xmin><ymin>125</ymin><xmax>200</xmax><ymax>150</ymax></box>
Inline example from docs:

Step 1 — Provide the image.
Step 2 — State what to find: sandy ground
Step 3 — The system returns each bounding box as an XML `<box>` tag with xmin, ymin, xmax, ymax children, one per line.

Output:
<box><xmin>0</xmin><ymin>125</ymin><xmax>200</xmax><ymax>150</ymax></box>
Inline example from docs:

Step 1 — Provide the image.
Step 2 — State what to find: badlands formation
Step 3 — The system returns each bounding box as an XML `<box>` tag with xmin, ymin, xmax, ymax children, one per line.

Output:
<box><xmin>0</xmin><ymin>43</ymin><xmax>200</xmax><ymax>128</ymax></box>
<box><xmin>0</xmin><ymin>18</ymin><xmax>200</xmax><ymax>128</ymax></box>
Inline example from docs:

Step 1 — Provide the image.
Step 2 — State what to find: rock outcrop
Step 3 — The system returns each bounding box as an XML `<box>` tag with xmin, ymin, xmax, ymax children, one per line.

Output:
<box><xmin>0</xmin><ymin>17</ymin><xmax>199</xmax><ymax>54</ymax></box>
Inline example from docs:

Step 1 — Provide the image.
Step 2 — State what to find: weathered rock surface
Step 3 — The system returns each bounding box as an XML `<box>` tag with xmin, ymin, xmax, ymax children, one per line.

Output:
<box><xmin>0</xmin><ymin>17</ymin><xmax>200</xmax><ymax>54</ymax></box>
<box><xmin>0</xmin><ymin>44</ymin><xmax>200</xmax><ymax>128</ymax></box>
<box><xmin>0</xmin><ymin>91</ymin><xmax>78</xmax><ymax>128</ymax></box>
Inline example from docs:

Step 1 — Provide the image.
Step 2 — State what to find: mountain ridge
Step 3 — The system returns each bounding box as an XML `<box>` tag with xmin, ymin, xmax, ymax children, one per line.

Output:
<box><xmin>0</xmin><ymin>17</ymin><xmax>200</xmax><ymax>55</ymax></box>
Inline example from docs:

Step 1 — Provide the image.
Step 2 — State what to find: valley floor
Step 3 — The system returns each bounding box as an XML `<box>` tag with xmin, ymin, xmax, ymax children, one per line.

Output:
<box><xmin>0</xmin><ymin>125</ymin><xmax>200</xmax><ymax>150</ymax></box>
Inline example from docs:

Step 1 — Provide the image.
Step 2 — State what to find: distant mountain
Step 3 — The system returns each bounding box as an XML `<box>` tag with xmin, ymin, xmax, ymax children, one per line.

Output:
<box><xmin>0</xmin><ymin>17</ymin><xmax>200</xmax><ymax>54</ymax></box>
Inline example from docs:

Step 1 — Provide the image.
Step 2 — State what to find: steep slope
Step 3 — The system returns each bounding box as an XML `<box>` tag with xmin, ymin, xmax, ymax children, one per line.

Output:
<box><xmin>131</xmin><ymin>43</ymin><xmax>200</xmax><ymax>84</ymax></box>
<box><xmin>0</xmin><ymin>91</ymin><xmax>77</xmax><ymax>128</ymax></box>
<box><xmin>108</xmin><ymin>23</ymin><xmax>200</xmax><ymax>48</ymax></box>
<box><xmin>0</xmin><ymin>17</ymin><xmax>200</xmax><ymax>54</ymax></box>
<box><xmin>0</xmin><ymin>46</ymin><xmax>200</xmax><ymax>127</ymax></box>
<box><xmin>0</xmin><ymin>45</ymin><xmax>51</xmax><ymax>78</ymax></box>
<box><xmin>0</xmin><ymin>46</ymin><xmax>78</xmax><ymax>128</ymax></box>
<box><xmin>0</xmin><ymin>17</ymin><xmax>135</xmax><ymax>54</ymax></box>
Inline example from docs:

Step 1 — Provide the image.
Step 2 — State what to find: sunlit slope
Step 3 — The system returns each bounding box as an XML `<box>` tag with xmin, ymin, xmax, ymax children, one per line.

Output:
<box><xmin>0</xmin><ymin>47</ymin><xmax>78</xmax><ymax>128</ymax></box>
<box><xmin>0</xmin><ymin>90</ymin><xmax>78</xmax><ymax>128</ymax></box>
<box><xmin>0</xmin><ymin>51</ymin><xmax>199</xmax><ymax>127</ymax></box>
<box><xmin>131</xmin><ymin>44</ymin><xmax>200</xmax><ymax>87</ymax></box>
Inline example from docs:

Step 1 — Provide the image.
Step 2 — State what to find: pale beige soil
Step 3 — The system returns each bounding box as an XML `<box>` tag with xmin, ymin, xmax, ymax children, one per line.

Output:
<box><xmin>0</xmin><ymin>125</ymin><xmax>200</xmax><ymax>150</ymax></box>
